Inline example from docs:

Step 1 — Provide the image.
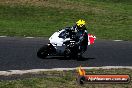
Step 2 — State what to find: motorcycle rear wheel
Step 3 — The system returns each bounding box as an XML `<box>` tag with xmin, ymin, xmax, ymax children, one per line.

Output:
<box><xmin>64</xmin><ymin>48</ymin><xmax>71</xmax><ymax>58</ymax></box>
<box><xmin>64</xmin><ymin>48</ymin><xmax>78</xmax><ymax>59</ymax></box>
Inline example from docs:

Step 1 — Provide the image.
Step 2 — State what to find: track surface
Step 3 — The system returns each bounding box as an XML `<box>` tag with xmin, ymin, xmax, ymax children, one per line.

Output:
<box><xmin>0</xmin><ymin>37</ymin><xmax>132</xmax><ymax>71</ymax></box>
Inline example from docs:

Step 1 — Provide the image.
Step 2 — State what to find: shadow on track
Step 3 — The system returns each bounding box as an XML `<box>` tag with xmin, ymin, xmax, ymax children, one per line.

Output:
<box><xmin>39</xmin><ymin>56</ymin><xmax>96</xmax><ymax>61</ymax></box>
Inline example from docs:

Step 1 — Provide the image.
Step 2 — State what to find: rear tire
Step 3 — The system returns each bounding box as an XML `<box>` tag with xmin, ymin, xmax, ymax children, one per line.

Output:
<box><xmin>64</xmin><ymin>48</ymin><xmax>71</xmax><ymax>59</ymax></box>
<box><xmin>37</xmin><ymin>45</ymin><xmax>48</xmax><ymax>59</ymax></box>
<box><xmin>64</xmin><ymin>48</ymin><xmax>78</xmax><ymax>59</ymax></box>
<box><xmin>76</xmin><ymin>54</ymin><xmax>83</xmax><ymax>61</ymax></box>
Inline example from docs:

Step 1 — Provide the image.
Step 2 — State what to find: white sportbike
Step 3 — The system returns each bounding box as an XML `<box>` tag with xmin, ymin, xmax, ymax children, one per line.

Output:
<box><xmin>37</xmin><ymin>28</ymin><xmax>96</xmax><ymax>60</ymax></box>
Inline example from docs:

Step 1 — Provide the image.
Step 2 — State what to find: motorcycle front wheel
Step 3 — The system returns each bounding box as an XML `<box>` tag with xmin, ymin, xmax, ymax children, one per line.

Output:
<box><xmin>37</xmin><ymin>45</ymin><xmax>48</xmax><ymax>59</ymax></box>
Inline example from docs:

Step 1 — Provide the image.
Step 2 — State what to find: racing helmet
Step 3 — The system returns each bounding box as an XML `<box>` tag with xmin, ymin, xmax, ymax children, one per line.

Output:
<box><xmin>76</xmin><ymin>19</ymin><xmax>86</xmax><ymax>29</ymax></box>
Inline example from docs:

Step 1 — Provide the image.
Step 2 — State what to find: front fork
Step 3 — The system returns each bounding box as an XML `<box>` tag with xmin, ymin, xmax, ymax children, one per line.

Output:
<box><xmin>47</xmin><ymin>43</ymin><xmax>56</xmax><ymax>54</ymax></box>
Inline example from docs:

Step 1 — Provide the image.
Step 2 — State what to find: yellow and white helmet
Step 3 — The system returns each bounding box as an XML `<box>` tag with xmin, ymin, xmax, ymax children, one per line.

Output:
<box><xmin>76</xmin><ymin>19</ymin><xmax>86</xmax><ymax>28</ymax></box>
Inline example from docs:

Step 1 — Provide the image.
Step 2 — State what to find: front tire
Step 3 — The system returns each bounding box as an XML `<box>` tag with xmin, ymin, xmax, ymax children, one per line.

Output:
<box><xmin>37</xmin><ymin>45</ymin><xmax>48</xmax><ymax>59</ymax></box>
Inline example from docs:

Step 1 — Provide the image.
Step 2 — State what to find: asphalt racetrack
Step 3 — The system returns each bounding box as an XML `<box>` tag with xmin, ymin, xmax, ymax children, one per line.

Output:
<box><xmin>0</xmin><ymin>37</ymin><xmax>132</xmax><ymax>71</ymax></box>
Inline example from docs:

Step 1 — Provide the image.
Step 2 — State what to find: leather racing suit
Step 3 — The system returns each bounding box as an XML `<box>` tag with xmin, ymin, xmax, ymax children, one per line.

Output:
<box><xmin>65</xmin><ymin>25</ymin><xmax>88</xmax><ymax>52</ymax></box>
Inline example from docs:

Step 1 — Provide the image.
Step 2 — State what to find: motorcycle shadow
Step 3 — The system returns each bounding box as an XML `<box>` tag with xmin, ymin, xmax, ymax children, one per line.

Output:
<box><xmin>42</xmin><ymin>56</ymin><xmax>95</xmax><ymax>61</ymax></box>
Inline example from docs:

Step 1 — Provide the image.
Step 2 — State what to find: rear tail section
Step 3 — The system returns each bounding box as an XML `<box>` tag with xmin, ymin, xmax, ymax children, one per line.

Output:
<box><xmin>88</xmin><ymin>34</ymin><xmax>96</xmax><ymax>45</ymax></box>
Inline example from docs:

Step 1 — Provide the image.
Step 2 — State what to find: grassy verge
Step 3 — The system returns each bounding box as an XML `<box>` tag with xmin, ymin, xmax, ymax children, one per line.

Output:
<box><xmin>0</xmin><ymin>68</ymin><xmax>132</xmax><ymax>88</ymax></box>
<box><xmin>0</xmin><ymin>0</ymin><xmax>131</xmax><ymax>40</ymax></box>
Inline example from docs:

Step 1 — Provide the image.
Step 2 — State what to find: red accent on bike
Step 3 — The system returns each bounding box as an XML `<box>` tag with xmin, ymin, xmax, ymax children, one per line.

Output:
<box><xmin>88</xmin><ymin>34</ymin><xmax>96</xmax><ymax>45</ymax></box>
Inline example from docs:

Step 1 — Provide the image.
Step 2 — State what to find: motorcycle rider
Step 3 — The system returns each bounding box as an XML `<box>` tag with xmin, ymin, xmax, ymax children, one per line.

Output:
<box><xmin>65</xmin><ymin>19</ymin><xmax>88</xmax><ymax>53</ymax></box>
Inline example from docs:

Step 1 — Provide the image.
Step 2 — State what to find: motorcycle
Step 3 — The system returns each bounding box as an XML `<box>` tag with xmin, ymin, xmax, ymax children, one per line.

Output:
<box><xmin>37</xmin><ymin>28</ymin><xmax>96</xmax><ymax>60</ymax></box>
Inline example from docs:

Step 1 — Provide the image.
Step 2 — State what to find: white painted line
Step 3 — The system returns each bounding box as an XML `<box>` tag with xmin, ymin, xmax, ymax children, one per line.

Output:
<box><xmin>0</xmin><ymin>66</ymin><xmax>132</xmax><ymax>76</ymax></box>
<box><xmin>82</xmin><ymin>66</ymin><xmax>132</xmax><ymax>69</ymax></box>
<box><xmin>0</xmin><ymin>36</ymin><xmax>126</xmax><ymax>42</ymax></box>
<box><xmin>0</xmin><ymin>36</ymin><xmax>7</xmax><ymax>37</ymax></box>
<box><xmin>25</xmin><ymin>37</ymin><xmax>35</xmax><ymax>38</ymax></box>
<box><xmin>113</xmin><ymin>40</ymin><xmax>123</xmax><ymax>41</ymax></box>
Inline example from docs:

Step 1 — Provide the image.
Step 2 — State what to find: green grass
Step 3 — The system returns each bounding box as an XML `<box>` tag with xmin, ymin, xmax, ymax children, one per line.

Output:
<box><xmin>0</xmin><ymin>68</ymin><xmax>132</xmax><ymax>88</ymax></box>
<box><xmin>0</xmin><ymin>0</ymin><xmax>131</xmax><ymax>40</ymax></box>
